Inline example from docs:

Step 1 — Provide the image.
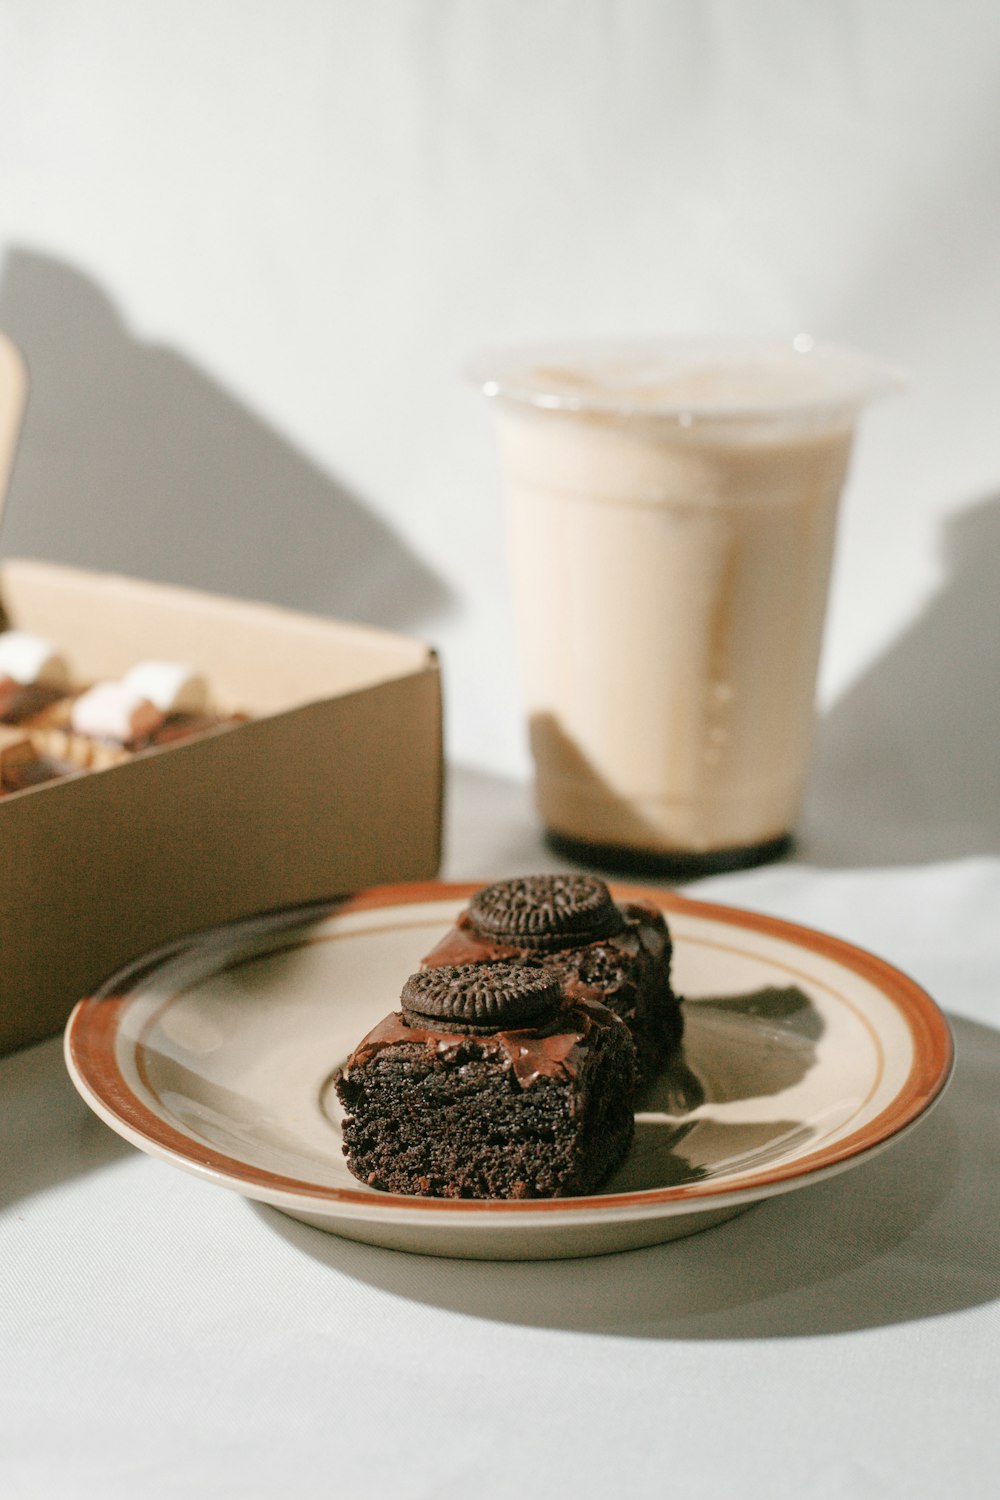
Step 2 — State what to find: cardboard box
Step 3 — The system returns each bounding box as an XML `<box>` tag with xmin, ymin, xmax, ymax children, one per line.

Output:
<box><xmin>0</xmin><ymin>338</ymin><xmax>443</xmax><ymax>1056</ymax></box>
<box><xmin>0</xmin><ymin>560</ymin><xmax>444</xmax><ymax>1056</ymax></box>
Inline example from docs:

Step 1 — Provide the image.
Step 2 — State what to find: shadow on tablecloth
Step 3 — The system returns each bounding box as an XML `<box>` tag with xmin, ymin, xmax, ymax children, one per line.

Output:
<box><xmin>258</xmin><ymin>1013</ymin><xmax>1000</xmax><ymax>1340</ymax></box>
<box><xmin>802</xmin><ymin>488</ymin><xmax>1000</xmax><ymax>868</ymax></box>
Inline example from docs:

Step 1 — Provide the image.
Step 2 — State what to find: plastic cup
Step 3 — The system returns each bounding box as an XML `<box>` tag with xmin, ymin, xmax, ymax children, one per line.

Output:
<box><xmin>470</xmin><ymin>336</ymin><xmax>904</xmax><ymax>875</ymax></box>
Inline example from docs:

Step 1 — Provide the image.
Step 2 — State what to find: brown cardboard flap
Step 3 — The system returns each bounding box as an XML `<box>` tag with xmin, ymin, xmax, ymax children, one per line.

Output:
<box><xmin>0</xmin><ymin>334</ymin><xmax>28</xmax><ymax>544</ymax></box>
<box><xmin>0</xmin><ymin>559</ymin><xmax>433</xmax><ymax>713</ymax></box>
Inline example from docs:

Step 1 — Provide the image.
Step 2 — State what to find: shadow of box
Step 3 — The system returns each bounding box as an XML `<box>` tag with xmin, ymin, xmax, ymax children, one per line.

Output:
<box><xmin>0</xmin><ymin>559</ymin><xmax>443</xmax><ymax>1056</ymax></box>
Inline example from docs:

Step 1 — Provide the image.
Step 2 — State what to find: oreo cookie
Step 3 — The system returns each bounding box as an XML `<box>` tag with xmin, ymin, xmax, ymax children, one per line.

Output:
<box><xmin>400</xmin><ymin>962</ymin><xmax>561</xmax><ymax>1034</ymax></box>
<box><xmin>468</xmin><ymin>874</ymin><xmax>624</xmax><ymax>951</ymax></box>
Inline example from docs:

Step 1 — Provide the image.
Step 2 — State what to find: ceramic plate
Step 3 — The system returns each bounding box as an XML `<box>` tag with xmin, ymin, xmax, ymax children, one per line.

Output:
<box><xmin>65</xmin><ymin>882</ymin><xmax>953</xmax><ymax>1260</ymax></box>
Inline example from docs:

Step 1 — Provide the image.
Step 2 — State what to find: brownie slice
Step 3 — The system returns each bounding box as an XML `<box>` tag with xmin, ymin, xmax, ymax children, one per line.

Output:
<box><xmin>422</xmin><ymin>875</ymin><xmax>682</xmax><ymax>1088</ymax></box>
<box><xmin>0</xmin><ymin>679</ymin><xmax>67</xmax><ymax>725</ymax></box>
<box><xmin>334</xmin><ymin>962</ymin><xmax>636</xmax><ymax>1200</ymax></box>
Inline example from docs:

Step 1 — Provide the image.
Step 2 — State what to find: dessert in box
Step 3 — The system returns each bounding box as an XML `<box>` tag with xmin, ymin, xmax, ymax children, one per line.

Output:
<box><xmin>0</xmin><ymin>629</ymin><xmax>70</xmax><ymax>723</ymax></box>
<box><xmin>0</xmin><ymin>628</ymin><xmax>248</xmax><ymax>789</ymax></box>
<box><xmin>421</xmin><ymin>874</ymin><xmax>682</xmax><ymax>1087</ymax></box>
<box><xmin>335</xmin><ymin>962</ymin><xmax>636</xmax><ymax>1199</ymax></box>
<box><xmin>0</xmin><ymin>557</ymin><xmax>442</xmax><ymax>1057</ymax></box>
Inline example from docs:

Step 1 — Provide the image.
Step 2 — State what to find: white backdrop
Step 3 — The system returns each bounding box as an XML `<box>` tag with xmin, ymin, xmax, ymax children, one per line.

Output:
<box><xmin>1</xmin><ymin>0</ymin><xmax>998</xmax><ymax>789</ymax></box>
<box><xmin>4</xmin><ymin>13</ymin><xmax>1000</xmax><ymax>1496</ymax></box>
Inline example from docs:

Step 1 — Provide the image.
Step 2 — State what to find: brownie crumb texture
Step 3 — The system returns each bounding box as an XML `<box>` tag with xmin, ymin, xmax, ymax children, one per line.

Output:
<box><xmin>335</xmin><ymin>963</ymin><xmax>635</xmax><ymax>1200</ymax></box>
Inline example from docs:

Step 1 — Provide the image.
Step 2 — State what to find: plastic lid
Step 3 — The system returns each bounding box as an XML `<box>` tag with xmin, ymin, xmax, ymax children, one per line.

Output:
<box><xmin>468</xmin><ymin>335</ymin><xmax>906</xmax><ymax>423</ymax></box>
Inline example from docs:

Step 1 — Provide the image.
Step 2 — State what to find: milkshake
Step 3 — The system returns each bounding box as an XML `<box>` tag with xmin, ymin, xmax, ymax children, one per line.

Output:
<box><xmin>471</xmin><ymin>338</ymin><xmax>902</xmax><ymax>872</ymax></box>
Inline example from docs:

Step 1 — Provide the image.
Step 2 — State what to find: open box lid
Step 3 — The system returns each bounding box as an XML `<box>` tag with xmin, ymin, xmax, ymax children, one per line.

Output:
<box><xmin>0</xmin><ymin>333</ymin><xmax>28</xmax><ymax>523</ymax></box>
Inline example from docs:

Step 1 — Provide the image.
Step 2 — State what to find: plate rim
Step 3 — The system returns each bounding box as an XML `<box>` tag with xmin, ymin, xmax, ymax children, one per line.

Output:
<box><xmin>64</xmin><ymin>880</ymin><xmax>955</xmax><ymax>1221</ymax></box>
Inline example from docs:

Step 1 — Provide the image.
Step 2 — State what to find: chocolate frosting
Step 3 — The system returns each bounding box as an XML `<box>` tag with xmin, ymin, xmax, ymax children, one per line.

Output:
<box><xmin>421</xmin><ymin>899</ymin><xmax>668</xmax><ymax>976</ymax></box>
<box><xmin>342</xmin><ymin>1000</ymin><xmax>619</xmax><ymax>1088</ymax></box>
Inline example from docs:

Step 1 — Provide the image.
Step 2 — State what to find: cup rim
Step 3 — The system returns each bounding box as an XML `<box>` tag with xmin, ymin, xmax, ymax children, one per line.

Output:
<box><xmin>466</xmin><ymin>335</ymin><xmax>907</xmax><ymax>423</ymax></box>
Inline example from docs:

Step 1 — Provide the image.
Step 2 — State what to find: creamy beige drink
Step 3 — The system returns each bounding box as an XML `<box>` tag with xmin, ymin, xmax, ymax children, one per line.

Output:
<box><xmin>473</xmin><ymin>339</ymin><xmax>901</xmax><ymax>870</ymax></box>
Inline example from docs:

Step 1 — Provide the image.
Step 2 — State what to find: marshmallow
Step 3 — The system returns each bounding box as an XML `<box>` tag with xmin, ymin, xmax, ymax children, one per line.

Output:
<box><xmin>0</xmin><ymin>631</ymin><xmax>69</xmax><ymax>689</ymax></box>
<box><xmin>30</xmin><ymin>725</ymin><xmax>129</xmax><ymax>770</ymax></box>
<box><xmin>121</xmin><ymin>660</ymin><xmax>208</xmax><ymax>714</ymax></box>
<box><xmin>70</xmin><ymin>681</ymin><xmax>165</xmax><ymax>745</ymax></box>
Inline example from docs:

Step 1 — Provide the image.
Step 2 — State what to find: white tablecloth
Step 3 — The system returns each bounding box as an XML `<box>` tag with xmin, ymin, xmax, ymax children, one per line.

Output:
<box><xmin>2</xmin><ymin>768</ymin><xmax>998</xmax><ymax>1498</ymax></box>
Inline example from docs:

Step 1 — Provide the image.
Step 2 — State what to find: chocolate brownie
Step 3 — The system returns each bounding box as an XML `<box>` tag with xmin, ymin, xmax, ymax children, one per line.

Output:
<box><xmin>334</xmin><ymin>962</ymin><xmax>636</xmax><ymax>1199</ymax></box>
<box><xmin>0</xmin><ymin>678</ymin><xmax>66</xmax><ymax>725</ymax></box>
<box><xmin>422</xmin><ymin>875</ymin><xmax>682</xmax><ymax>1088</ymax></box>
